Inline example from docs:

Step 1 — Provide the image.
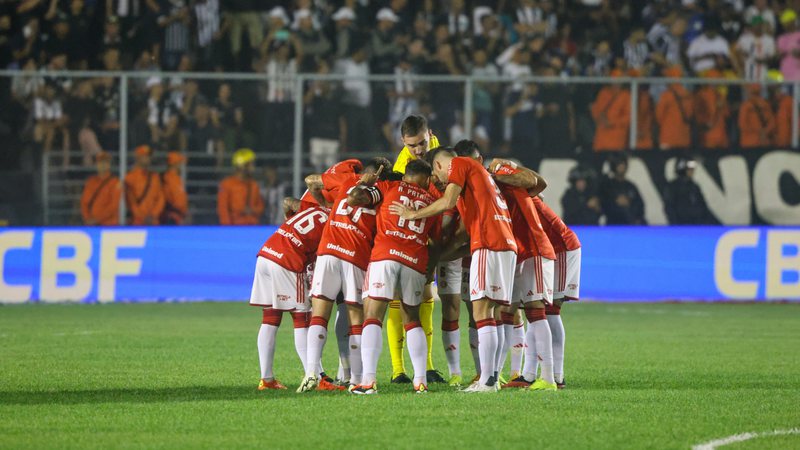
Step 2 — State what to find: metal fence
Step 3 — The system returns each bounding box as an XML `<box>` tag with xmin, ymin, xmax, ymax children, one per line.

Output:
<box><xmin>1</xmin><ymin>69</ymin><xmax>798</xmax><ymax>226</ymax></box>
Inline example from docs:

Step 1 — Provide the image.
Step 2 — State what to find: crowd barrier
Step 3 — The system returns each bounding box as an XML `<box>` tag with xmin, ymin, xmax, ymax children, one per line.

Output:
<box><xmin>1</xmin><ymin>226</ymin><xmax>798</xmax><ymax>303</ymax></box>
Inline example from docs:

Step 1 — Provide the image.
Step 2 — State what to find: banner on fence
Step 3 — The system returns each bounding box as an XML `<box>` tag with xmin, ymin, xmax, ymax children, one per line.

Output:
<box><xmin>1</xmin><ymin>226</ymin><xmax>798</xmax><ymax>303</ymax></box>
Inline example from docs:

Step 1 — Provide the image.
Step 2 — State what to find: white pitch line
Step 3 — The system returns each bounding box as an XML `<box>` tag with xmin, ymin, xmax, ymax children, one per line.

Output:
<box><xmin>692</xmin><ymin>428</ymin><xmax>800</xmax><ymax>450</ymax></box>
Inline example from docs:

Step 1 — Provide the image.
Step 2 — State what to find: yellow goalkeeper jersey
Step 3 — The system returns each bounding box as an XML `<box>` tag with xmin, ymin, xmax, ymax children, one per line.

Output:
<box><xmin>392</xmin><ymin>133</ymin><xmax>440</xmax><ymax>174</ymax></box>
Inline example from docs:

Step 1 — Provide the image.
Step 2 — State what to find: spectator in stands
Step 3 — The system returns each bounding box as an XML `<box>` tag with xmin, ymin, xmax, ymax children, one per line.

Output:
<box><xmin>158</xmin><ymin>0</ymin><xmax>191</xmax><ymax>71</ymax></box>
<box><xmin>622</xmin><ymin>26</ymin><xmax>652</xmax><ymax>72</ymax></box>
<box><xmin>100</xmin><ymin>15</ymin><xmax>122</xmax><ymax>56</ymax></box>
<box><xmin>161</xmin><ymin>151</ymin><xmax>188</xmax><ymax>225</ymax></box>
<box><xmin>212</xmin><ymin>82</ymin><xmax>248</xmax><ymax>154</ymax></box>
<box><xmin>744</xmin><ymin>0</ymin><xmax>775</xmax><ymax>35</ymax></box>
<box><xmin>445</xmin><ymin>0</ymin><xmax>470</xmax><ymax>39</ymax></box>
<box><xmin>474</xmin><ymin>8</ymin><xmax>508</xmax><ymax>59</ymax></box>
<box><xmin>536</xmin><ymin>65</ymin><xmax>575</xmax><ymax>155</ymax></box>
<box><xmin>694</xmin><ymin>69</ymin><xmax>730</xmax><ymax>149</ymax></box>
<box><xmin>304</xmin><ymin>60</ymin><xmax>343</xmax><ymax>172</ymax></box>
<box><xmin>664</xmin><ymin>157</ymin><xmax>716</xmax><ymax>225</ymax></box>
<box><xmin>80</xmin><ymin>151</ymin><xmax>121</xmax><ymax>225</ymax></box>
<box><xmin>193</xmin><ymin>0</ymin><xmax>225</xmax><ymax>71</ymax></box>
<box><xmin>687</xmin><ymin>18</ymin><xmax>736</xmax><ymax>75</ymax></box>
<box><xmin>65</xmin><ymin>80</ymin><xmax>103</xmax><ymax>166</ymax></box>
<box><xmin>0</xmin><ymin>11</ymin><xmax>12</xmax><ymax>69</ymax></box>
<box><xmin>656</xmin><ymin>65</ymin><xmax>694</xmax><ymax>150</ymax></box>
<box><xmin>259</xmin><ymin>30</ymin><xmax>301</xmax><ymax>154</ymax></box>
<box><xmin>226</xmin><ymin>0</ymin><xmax>264</xmax><ymax>70</ymax></box>
<box><xmin>591</xmin><ymin>69</ymin><xmax>630</xmax><ymax>152</ymax></box>
<box><xmin>332</xmin><ymin>7</ymin><xmax>358</xmax><ymax>59</ymax></box>
<box><xmin>336</xmin><ymin>45</ymin><xmax>374</xmax><ymax>152</ymax></box>
<box><xmin>261</xmin><ymin>165</ymin><xmax>288</xmax><ymax>225</ymax></box>
<box><xmin>599</xmin><ymin>154</ymin><xmax>646</xmax><ymax>225</ymax></box>
<box><xmin>146</xmin><ymin>78</ymin><xmax>183</xmax><ymax>151</ymax></box>
<box><xmin>187</xmin><ymin>101</ymin><xmax>223</xmax><ymax>166</ymax></box>
<box><xmin>777</xmin><ymin>10</ymin><xmax>800</xmax><ymax>81</ymax></box>
<box><xmin>294</xmin><ymin>8</ymin><xmax>330</xmax><ymax>70</ymax></box>
<box><xmin>735</xmin><ymin>16</ymin><xmax>775</xmax><ymax>80</ymax></box>
<box><xmin>217</xmin><ymin>148</ymin><xmax>263</xmax><ymax>225</ymax></box>
<box><xmin>768</xmin><ymin>70</ymin><xmax>793</xmax><ymax>148</ymax></box>
<box><xmin>33</xmin><ymin>79</ymin><xmax>70</xmax><ymax>168</ymax></box>
<box><xmin>504</xmin><ymin>82</ymin><xmax>540</xmax><ymax>157</ymax></box>
<box><xmin>629</xmin><ymin>69</ymin><xmax>654</xmax><ymax>150</ymax></box>
<box><xmin>649</xmin><ymin>14</ymin><xmax>687</xmax><ymax>73</ymax></box>
<box><xmin>125</xmin><ymin>145</ymin><xmax>165</xmax><ymax>225</ymax></box>
<box><xmin>719</xmin><ymin>3</ymin><xmax>744</xmax><ymax>44</ymax></box>
<box><xmin>371</xmin><ymin>8</ymin><xmax>403</xmax><ymax>75</ymax></box>
<box><xmin>11</xmin><ymin>17</ymin><xmax>41</xmax><ymax>66</ymax></box>
<box><xmin>470</xmin><ymin>48</ymin><xmax>499</xmax><ymax>138</ymax></box>
<box><xmin>738</xmin><ymin>83</ymin><xmax>775</xmax><ymax>148</ymax></box>
<box><xmin>561</xmin><ymin>166</ymin><xmax>602</xmax><ymax>225</ymax></box>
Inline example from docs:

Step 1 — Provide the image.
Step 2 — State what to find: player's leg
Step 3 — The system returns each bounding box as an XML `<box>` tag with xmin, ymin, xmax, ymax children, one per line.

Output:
<box><xmin>356</xmin><ymin>297</ymin><xmax>390</xmax><ymax>394</ymax></box>
<box><xmin>509</xmin><ymin>309</ymin><xmax>526</xmax><ymax>379</ymax></box>
<box><xmin>334</xmin><ymin>299</ymin><xmax>351</xmax><ymax>383</ymax></box>
<box><xmin>399</xmin><ymin>264</ymin><xmax>430</xmax><ymax>393</ymax></box>
<box><xmin>386</xmin><ymin>300</ymin><xmax>409</xmax><ymax>382</ymax></box>
<box><xmin>496</xmin><ymin>305</ymin><xmax>516</xmax><ymax>383</ymax></box>
<box><xmin>250</xmin><ymin>258</ymin><xmax>287</xmax><ymax>390</ymax></box>
<box><xmin>527</xmin><ymin>256</ymin><xmax>557</xmax><ymax>391</ymax></box>
<box><xmin>492</xmin><ymin>306</ymin><xmax>506</xmax><ymax>384</ymax></box>
<box><xmin>300</xmin><ymin>255</ymin><xmax>342</xmax><ymax>392</ymax></box>
<box><xmin>439</xmin><ymin>260</ymin><xmax>462</xmax><ymax>385</ymax></box>
<box><xmin>342</xmin><ymin>258</ymin><xmax>367</xmax><ymax>389</ymax></box>
<box><xmin>546</xmin><ymin>301</ymin><xmax>565</xmax><ymax>388</ymax></box>
<box><xmin>550</xmin><ymin>248</ymin><xmax>581</xmax><ymax>388</ymax></box>
<box><xmin>291</xmin><ymin>310</ymin><xmax>310</xmax><ymax>375</ymax></box>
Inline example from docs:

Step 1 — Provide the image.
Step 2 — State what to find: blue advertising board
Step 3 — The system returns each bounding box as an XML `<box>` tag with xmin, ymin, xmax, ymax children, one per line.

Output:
<box><xmin>0</xmin><ymin>226</ymin><xmax>798</xmax><ymax>303</ymax></box>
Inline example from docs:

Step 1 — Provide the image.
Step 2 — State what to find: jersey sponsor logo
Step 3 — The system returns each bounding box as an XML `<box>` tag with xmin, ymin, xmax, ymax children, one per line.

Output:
<box><xmin>494</xmin><ymin>214</ymin><xmax>513</xmax><ymax>223</ymax></box>
<box><xmin>326</xmin><ymin>243</ymin><xmax>356</xmax><ymax>257</ymax></box>
<box><xmin>329</xmin><ymin>220</ymin><xmax>367</xmax><ymax>239</ymax></box>
<box><xmin>386</xmin><ymin>229</ymin><xmax>419</xmax><ymax>241</ymax></box>
<box><xmin>389</xmin><ymin>248</ymin><xmax>419</xmax><ymax>265</ymax></box>
<box><xmin>263</xmin><ymin>246</ymin><xmax>284</xmax><ymax>259</ymax></box>
<box><xmin>276</xmin><ymin>228</ymin><xmax>303</xmax><ymax>247</ymax></box>
<box><xmin>277</xmin><ymin>294</ymin><xmax>291</xmax><ymax>301</ymax></box>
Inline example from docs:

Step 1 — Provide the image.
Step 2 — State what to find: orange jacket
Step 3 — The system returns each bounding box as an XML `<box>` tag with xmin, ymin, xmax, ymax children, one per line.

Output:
<box><xmin>634</xmin><ymin>90</ymin><xmax>654</xmax><ymax>150</ymax></box>
<box><xmin>125</xmin><ymin>167</ymin><xmax>166</xmax><ymax>225</ymax></box>
<box><xmin>591</xmin><ymin>86</ymin><xmax>631</xmax><ymax>151</ymax></box>
<box><xmin>774</xmin><ymin>94</ymin><xmax>793</xmax><ymax>148</ymax></box>
<box><xmin>694</xmin><ymin>87</ymin><xmax>729</xmax><ymax>149</ymax></box>
<box><xmin>81</xmin><ymin>174</ymin><xmax>121</xmax><ymax>225</ymax></box>
<box><xmin>217</xmin><ymin>175</ymin><xmax>264</xmax><ymax>225</ymax></box>
<box><xmin>738</xmin><ymin>97</ymin><xmax>776</xmax><ymax>148</ymax></box>
<box><xmin>656</xmin><ymin>85</ymin><xmax>694</xmax><ymax>149</ymax></box>
<box><xmin>161</xmin><ymin>170</ymin><xmax>188</xmax><ymax>225</ymax></box>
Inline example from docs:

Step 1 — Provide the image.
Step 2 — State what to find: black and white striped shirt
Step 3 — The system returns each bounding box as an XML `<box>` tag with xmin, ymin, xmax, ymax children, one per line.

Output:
<box><xmin>160</xmin><ymin>0</ymin><xmax>190</xmax><ymax>52</ymax></box>
<box><xmin>623</xmin><ymin>39</ymin><xmax>651</xmax><ymax>69</ymax></box>
<box><xmin>194</xmin><ymin>0</ymin><xmax>220</xmax><ymax>48</ymax></box>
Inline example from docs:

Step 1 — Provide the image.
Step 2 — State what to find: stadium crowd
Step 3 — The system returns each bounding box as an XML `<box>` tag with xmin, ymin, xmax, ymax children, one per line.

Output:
<box><xmin>0</xmin><ymin>0</ymin><xmax>787</xmax><ymax>226</ymax></box>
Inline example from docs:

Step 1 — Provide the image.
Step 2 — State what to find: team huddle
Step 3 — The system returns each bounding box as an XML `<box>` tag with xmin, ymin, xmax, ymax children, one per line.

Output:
<box><xmin>250</xmin><ymin>115</ymin><xmax>581</xmax><ymax>394</ymax></box>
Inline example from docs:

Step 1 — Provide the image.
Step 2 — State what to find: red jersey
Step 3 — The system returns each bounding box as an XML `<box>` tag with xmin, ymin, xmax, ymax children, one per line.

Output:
<box><xmin>317</xmin><ymin>173</ymin><xmax>378</xmax><ymax>270</ymax></box>
<box><xmin>533</xmin><ymin>197</ymin><xmax>581</xmax><ymax>252</ymax></box>
<box><xmin>301</xmin><ymin>159</ymin><xmax>363</xmax><ymax>204</ymax></box>
<box><xmin>259</xmin><ymin>201</ymin><xmax>330</xmax><ymax>272</ymax></box>
<box><xmin>369</xmin><ymin>180</ymin><xmax>441</xmax><ymax>273</ymax></box>
<box><xmin>495</xmin><ymin>165</ymin><xmax>556</xmax><ymax>261</ymax></box>
<box><xmin>447</xmin><ymin>157</ymin><xmax>517</xmax><ymax>253</ymax></box>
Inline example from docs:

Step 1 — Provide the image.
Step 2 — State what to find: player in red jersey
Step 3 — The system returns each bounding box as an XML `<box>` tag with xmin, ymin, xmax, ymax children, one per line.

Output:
<box><xmin>300</xmin><ymin>157</ymin><xmax>363</xmax><ymax>385</ymax></box>
<box><xmin>297</xmin><ymin>158</ymin><xmax>393</xmax><ymax>393</ymax></box>
<box><xmin>390</xmin><ymin>147</ymin><xmax>517</xmax><ymax>393</ymax></box>
<box><xmin>345</xmin><ymin>159</ymin><xmax>441</xmax><ymax>394</ymax></box>
<box><xmin>249</xmin><ymin>198</ymin><xmax>330</xmax><ymax>391</ymax></box>
<box><xmin>532</xmin><ymin>196</ymin><xmax>581</xmax><ymax>389</ymax></box>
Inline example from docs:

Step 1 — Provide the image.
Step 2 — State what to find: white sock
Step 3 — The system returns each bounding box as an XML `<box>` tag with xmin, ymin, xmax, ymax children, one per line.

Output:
<box><xmin>468</xmin><ymin>327</ymin><xmax>480</xmax><ymax>375</ymax></box>
<box><xmin>293</xmin><ymin>327</ymin><xmax>308</xmax><ymax>375</ymax></box>
<box><xmin>494</xmin><ymin>322</ymin><xmax>506</xmax><ymax>378</ymax></box>
<box><xmin>406</xmin><ymin>325</ymin><xmax>428</xmax><ymax>386</ymax></box>
<box><xmin>305</xmin><ymin>322</ymin><xmax>327</xmax><ymax>378</ymax></box>
<box><xmin>510</xmin><ymin>324</ymin><xmax>525</xmax><ymax>375</ymax></box>
<box><xmin>442</xmin><ymin>329</ymin><xmax>461</xmax><ymax>377</ymax></box>
<box><xmin>334</xmin><ymin>304</ymin><xmax>350</xmax><ymax>380</ymax></box>
<box><xmin>258</xmin><ymin>324</ymin><xmax>278</xmax><ymax>380</ymax></box>
<box><xmin>532</xmin><ymin>319</ymin><xmax>554</xmax><ymax>384</ymax></box>
<box><xmin>547</xmin><ymin>313</ymin><xmax>565</xmax><ymax>383</ymax></box>
<box><xmin>477</xmin><ymin>323</ymin><xmax>497</xmax><ymax>385</ymax></box>
<box><xmin>348</xmin><ymin>332</ymin><xmax>363</xmax><ymax>386</ymax></box>
<box><xmin>497</xmin><ymin>323</ymin><xmax>514</xmax><ymax>376</ymax></box>
<box><xmin>522</xmin><ymin>324</ymin><xmax>538</xmax><ymax>382</ymax></box>
<box><xmin>360</xmin><ymin>322</ymin><xmax>382</xmax><ymax>386</ymax></box>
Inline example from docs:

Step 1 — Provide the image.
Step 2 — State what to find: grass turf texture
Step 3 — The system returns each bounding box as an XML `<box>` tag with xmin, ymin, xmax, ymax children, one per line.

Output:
<box><xmin>0</xmin><ymin>302</ymin><xmax>798</xmax><ymax>449</ymax></box>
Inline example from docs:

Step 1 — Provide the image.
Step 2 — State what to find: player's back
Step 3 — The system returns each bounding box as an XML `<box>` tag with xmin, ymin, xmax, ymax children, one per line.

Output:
<box><xmin>372</xmin><ymin>181</ymin><xmax>440</xmax><ymax>273</ymax></box>
<box><xmin>260</xmin><ymin>202</ymin><xmax>330</xmax><ymax>272</ymax></box>
<box><xmin>448</xmin><ymin>156</ymin><xmax>517</xmax><ymax>253</ymax></box>
<box><xmin>494</xmin><ymin>165</ymin><xmax>556</xmax><ymax>261</ymax></box>
<box><xmin>533</xmin><ymin>196</ymin><xmax>581</xmax><ymax>252</ymax></box>
<box><xmin>300</xmin><ymin>159</ymin><xmax>363</xmax><ymax>204</ymax></box>
<box><xmin>317</xmin><ymin>173</ymin><xmax>378</xmax><ymax>270</ymax></box>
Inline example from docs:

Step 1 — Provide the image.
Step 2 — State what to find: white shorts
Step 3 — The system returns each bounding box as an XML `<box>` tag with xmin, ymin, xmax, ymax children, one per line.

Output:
<box><xmin>365</xmin><ymin>260</ymin><xmax>426</xmax><ymax>306</ymax></box>
<box><xmin>249</xmin><ymin>257</ymin><xmax>310</xmax><ymax>312</ymax></box>
<box><xmin>554</xmin><ymin>248</ymin><xmax>581</xmax><ymax>301</ymax></box>
<box><xmin>469</xmin><ymin>249</ymin><xmax>517</xmax><ymax>304</ymax></box>
<box><xmin>436</xmin><ymin>259</ymin><xmax>462</xmax><ymax>296</ymax></box>
<box><xmin>511</xmin><ymin>256</ymin><xmax>554</xmax><ymax>306</ymax></box>
<box><xmin>309</xmin><ymin>254</ymin><xmax>366</xmax><ymax>305</ymax></box>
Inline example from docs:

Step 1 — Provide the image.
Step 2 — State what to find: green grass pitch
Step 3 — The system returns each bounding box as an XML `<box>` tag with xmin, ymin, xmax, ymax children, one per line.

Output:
<box><xmin>1</xmin><ymin>302</ymin><xmax>798</xmax><ymax>449</ymax></box>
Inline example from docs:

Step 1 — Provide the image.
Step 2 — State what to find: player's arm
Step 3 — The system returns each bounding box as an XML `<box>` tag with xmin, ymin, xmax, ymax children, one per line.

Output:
<box><xmin>389</xmin><ymin>183</ymin><xmax>462</xmax><ymax>220</ymax></box>
<box><xmin>346</xmin><ymin>185</ymin><xmax>381</xmax><ymax>208</ymax></box>
<box><xmin>488</xmin><ymin>158</ymin><xmax>548</xmax><ymax>195</ymax></box>
<box><xmin>304</xmin><ymin>174</ymin><xmax>331</xmax><ymax>207</ymax></box>
<box><xmin>283</xmin><ymin>197</ymin><xmax>302</xmax><ymax>217</ymax></box>
<box><xmin>439</xmin><ymin>220</ymin><xmax>470</xmax><ymax>261</ymax></box>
